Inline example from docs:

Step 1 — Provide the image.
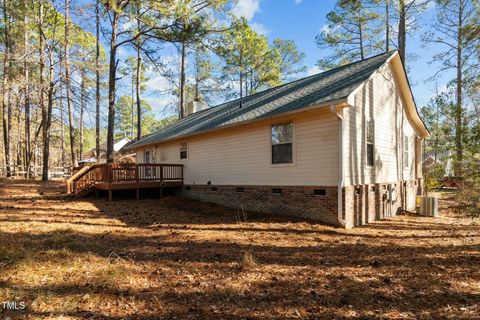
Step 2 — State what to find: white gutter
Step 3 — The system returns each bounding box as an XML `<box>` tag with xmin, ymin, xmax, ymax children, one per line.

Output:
<box><xmin>330</xmin><ymin>104</ymin><xmax>346</xmax><ymax>227</ymax></box>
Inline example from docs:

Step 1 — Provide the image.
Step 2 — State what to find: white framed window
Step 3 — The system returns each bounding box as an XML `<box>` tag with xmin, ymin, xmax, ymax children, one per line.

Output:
<box><xmin>404</xmin><ymin>135</ymin><xmax>410</xmax><ymax>168</ymax></box>
<box><xmin>144</xmin><ymin>149</ymin><xmax>156</xmax><ymax>163</ymax></box>
<box><xmin>366</xmin><ymin>120</ymin><xmax>374</xmax><ymax>167</ymax></box>
<box><xmin>180</xmin><ymin>142</ymin><xmax>188</xmax><ymax>160</ymax></box>
<box><xmin>271</xmin><ymin>122</ymin><xmax>293</xmax><ymax>164</ymax></box>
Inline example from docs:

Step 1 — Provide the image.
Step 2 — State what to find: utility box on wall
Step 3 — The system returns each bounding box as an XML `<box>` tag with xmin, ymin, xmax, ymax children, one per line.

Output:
<box><xmin>416</xmin><ymin>196</ymin><xmax>439</xmax><ymax>217</ymax></box>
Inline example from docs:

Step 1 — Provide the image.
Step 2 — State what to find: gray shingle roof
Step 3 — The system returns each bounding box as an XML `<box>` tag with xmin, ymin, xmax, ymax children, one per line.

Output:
<box><xmin>128</xmin><ymin>50</ymin><xmax>396</xmax><ymax>149</ymax></box>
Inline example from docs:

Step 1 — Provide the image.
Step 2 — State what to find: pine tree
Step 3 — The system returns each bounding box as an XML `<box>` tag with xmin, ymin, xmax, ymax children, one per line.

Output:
<box><xmin>315</xmin><ymin>0</ymin><xmax>383</xmax><ymax>69</ymax></box>
<box><xmin>424</xmin><ymin>0</ymin><xmax>480</xmax><ymax>176</ymax></box>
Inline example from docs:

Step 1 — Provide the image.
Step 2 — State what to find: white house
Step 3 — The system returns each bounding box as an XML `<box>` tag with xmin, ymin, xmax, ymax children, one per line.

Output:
<box><xmin>82</xmin><ymin>137</ymin><xmax>132</xmax><ymax>163</ymax></box>
<box><xmin>128</xmin><ymin>51</ymin><xmax>429</xmax><ymax>228</ymax></box>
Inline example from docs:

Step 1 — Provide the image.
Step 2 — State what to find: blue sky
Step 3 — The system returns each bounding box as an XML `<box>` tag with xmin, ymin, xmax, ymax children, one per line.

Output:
<box><xmin>243</xmin><ymin>0</ymin><xmax>454</xmax><ymax>105</ymax></box>
<box><xmin>114</xmin><ymin>0</ymin><xmax>455</xmax><ymax>120</ymax></box>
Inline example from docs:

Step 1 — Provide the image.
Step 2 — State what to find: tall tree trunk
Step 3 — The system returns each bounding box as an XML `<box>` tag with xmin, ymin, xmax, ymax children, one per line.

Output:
<box><xmin>2</xmin><ymin>0</ymin><xmax>10</xmax><ymax>177</ymax></box>
<box><xmin>194</xmin><ymin>50</ymin><xmax>200</xmax><ymax>101</ymax></box>
<box><xmin>398</xmin><ymin>0</ymin><xmax>406</xmax><ymax>65</ymax></box>
<box><xmin>16</xmin><ymin>97</ymin><xmax>21</xmax><ymax>171</ymax></box>
<box><xmin>179</xmin><ymin>40</ymin><xmax>186</xmax><ymax>118</ymax></box>
<box><xmin>239</xmin><ymin>48</ymin><xmax>243</xmax><ymax>100</ymax></box>
<box><xmin>95</xmin><ymin>0</ymin><xmax>101</xmax><ymax>162</ymax></box>
<box><xmin>60</xmin><ymin>101</ymin><xmax>65</xmax><ymax>168</ymax></box>
<box><xmin>455</xmin><ymin>0</ymin><xmax>464</xmax><ymax>176</ymax></box>
<box><xmin>359</xmin><ymin>22</ymin><xmax>365</xmax><ymax>60</ymax></box>
<box><xmin>42</xmin><ymin>47</ymin><xmax>54</xmax><ymax>181</ymax></box>
<box><xmin>250</xmin><ymin>69</ymin><xmax>253</xmax><ymax>94</ymax></box>
<box><xmin>135</xmin><ymin>1</ymin><xmax>142</xmax><ymax>139</ymax></box>
<box><xmin>385</xmin><ymin>0</ymin><xmax>390</xmax><ymax>52</ymax></box>
<box><xmin>59</xmin><ymin>48</ymin><xmax>66</xmax><ymax>168</ymax></box>
<box><xmin>131</xmin><ymin>66</ymin><xmax>135</xmax><ymax>139</ymax></box>
<box><xmin>80</xmin><ymin>68</ymin><xmax>85</xmax><ymax>161</ymax></box>
<box><xmin>24</xmin><ymin>0</ymin><xmax>31</xmax><ymax>178</ymax></box>
<box><xmin>136</xmin><ymin>43</ymin><xmax>142</xmax><ymax>139</ymax></box>
<box><xmin>39</xmin><ymin>0</ymin><xmax>48</xmax><ymax>180</ymax></box>
<box><xmin>64</xmin><ymin>0</ymin><xmax>77</xmax><ymax>168</ymax></box>
<box><xmin>106</xmin><ymin>11</ymin><xmax>119</xmax><ymax>163</ymax></box>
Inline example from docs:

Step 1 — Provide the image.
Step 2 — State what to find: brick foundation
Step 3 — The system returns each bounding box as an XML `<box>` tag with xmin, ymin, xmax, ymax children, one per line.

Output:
<box><xmin>177</xmin><ymin>185</ymin><xmax>339</xmax><ymax>225</ymax></box>
<box><xmin>177</xmin><ymin>179</ymin><xmax>423</xmax><ymax>228</ymax></box>
<box><xmin>344</xmin><ymin>179</ymin><xmax>423</xmax><ymax>228</ymax></box>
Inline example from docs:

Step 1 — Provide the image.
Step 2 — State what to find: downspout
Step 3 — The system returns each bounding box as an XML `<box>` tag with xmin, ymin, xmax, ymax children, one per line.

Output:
<box><xmin>330</xmin><ymin>104</ymin><xmax>346</xmax><ymax>227</ymax></box>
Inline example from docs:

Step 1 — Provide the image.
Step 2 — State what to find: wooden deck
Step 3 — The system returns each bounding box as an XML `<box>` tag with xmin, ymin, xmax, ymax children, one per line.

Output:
<box><xmin>66</xmin><ymin>163</ymin><xmax>183</xmax><ymax>200</ymax></box>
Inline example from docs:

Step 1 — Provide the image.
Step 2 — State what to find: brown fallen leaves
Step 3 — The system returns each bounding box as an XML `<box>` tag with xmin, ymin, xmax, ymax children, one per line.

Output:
<box><xmin>0</xmin><ymin>179</ymin><xmax>479</xmax><ymax>319</ymax></box>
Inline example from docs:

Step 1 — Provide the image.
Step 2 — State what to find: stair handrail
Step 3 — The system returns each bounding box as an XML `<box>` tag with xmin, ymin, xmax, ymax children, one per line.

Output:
<box><xmin>66</xmin><ymin>165</ymin><xmax>96</xmax><ymax>195</ymax></box>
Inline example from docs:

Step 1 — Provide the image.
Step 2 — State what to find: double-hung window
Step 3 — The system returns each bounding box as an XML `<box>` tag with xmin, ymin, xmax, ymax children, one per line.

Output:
<box><xmin>180</xmin><ymin>143</ymin><xmax>188</xmax><ymax>160</ymax></box>
<box><xmin>404</xmin><ymin>135</ymin><xmax>409</xmax><ymax>168</ymax></box>
<box><xmin>366</xmin><ymin>120</ymin><xmax>374</xmax><ymax>167</ymax></box>
<box><xmin>271</xmin><ymin>123</ymin><xmax>293</xmax><ymax>164</ymax></box>
<box><xmin>144</xmin><ymin>149</ymin><xmax>156</xmax><ymax>163</ymax></box>
<box><xmin>144</xmin><ymin>149</ymin><xmax>156</xmax><ymax>178</ymax></box>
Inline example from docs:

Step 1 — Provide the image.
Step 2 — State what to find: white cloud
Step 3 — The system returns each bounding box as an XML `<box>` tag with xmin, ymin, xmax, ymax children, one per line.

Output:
<box><xmin>144</xmin><ymin>65</ymin><xmax>178</xmax><ymax>118</ymax></box>
<box><xmin>250</xmin><ymin>22</ymin><xmax>268</xmax><ymax>35</ymax></box>
<box><xmin>121</xmin><ymin>18</ymin><xmax>135</xmax><ymax>32</ymax></box>
<box><xmin>145</xmin><ymin>74</ymin><xmax>171</xmax><ymax>93</ymax></box>
<box><xmin>232</xmin><ymin>0</ymin><xmax>260</xmax><ymax>21</ymax></box>
<box><xmin>307</xmin><ymin>66</ymin><xmax>322</xmax><ymax>76</ymax></box>
<box><xmin>320</xmin><ymin>24</ymin><xmax>332</xmax><ymax>34</ymax></box>
<box><xmin>143</xmin><ymin>96</ymin><xmax>176</xmax><ymax>118</ymax></box>
<box><xmin>116</xmin><ymin>46</ymin><xmax>129</xmax><ymax>60</ymax></box>
<box><xmin>294</xmin><ymin>0</ymin><xmax>302</xmax><ymax>4</ymax></box>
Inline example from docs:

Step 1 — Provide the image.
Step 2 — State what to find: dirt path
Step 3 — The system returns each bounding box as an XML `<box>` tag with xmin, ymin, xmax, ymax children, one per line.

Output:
<box><xmin>0</xmin><ymin>179</ymin><xmax>479</xmax><ymax>319</ymax></box>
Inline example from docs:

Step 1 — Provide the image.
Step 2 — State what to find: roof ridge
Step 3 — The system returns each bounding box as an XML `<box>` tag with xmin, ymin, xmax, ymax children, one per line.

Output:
<box><xmin>208</xmin><ymin>50</ymin><xmax>397</xmax><ymax>110</ymax></box>
<box><xmin>128</xmin><ymin>50</ymin><xmax>396</xmax><ymax>150</ymax></box>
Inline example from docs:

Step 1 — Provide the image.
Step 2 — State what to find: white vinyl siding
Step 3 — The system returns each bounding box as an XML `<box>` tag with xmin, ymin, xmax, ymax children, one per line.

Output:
<box><xmin>344</xmin><ymin>61</ymin><xmax>418</xmax><ymax>186</ymax></box>
<box><xmin>136</xmin><ymin>108</ymin><xmax>339</xmax><ymax>186</ymax></box>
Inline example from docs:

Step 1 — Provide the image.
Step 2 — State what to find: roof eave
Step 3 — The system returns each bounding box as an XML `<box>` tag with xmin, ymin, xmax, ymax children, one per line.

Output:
<box><xmin>346</xmin><ymin>51</ymin><xmax>430</xmax><ymax>139</ymax></box>
<box><xmin>389</xmin><ymin>53</ymin><xmax>430</xmax><ymax>138</ymax></box>
<box><xmin>127</xmin><ymin>98</ymin><xmax>350</xmax><ymax>150</ymax></box>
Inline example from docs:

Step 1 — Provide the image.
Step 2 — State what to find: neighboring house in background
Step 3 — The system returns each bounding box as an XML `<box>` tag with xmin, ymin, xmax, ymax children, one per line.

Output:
<box><xmin>423</xmin><ymin>150</ymin><xmax>454</xmax><ymax>176</ymax></box>
<box><xmin>128</xmin><ymin>51</ymin><xmax>429</xmax><ymax>228</ymax></box>
<box><xmin>81</xmin><ymin>137</ymin><xmax>132</xmax><ymax>164</ymax></box>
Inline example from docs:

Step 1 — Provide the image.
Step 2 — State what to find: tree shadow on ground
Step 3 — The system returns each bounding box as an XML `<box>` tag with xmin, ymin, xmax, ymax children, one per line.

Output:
<box><xmin>1</xmin><ymin>179</ymin><xmax>480</xmax><ymax>319</ymax></box>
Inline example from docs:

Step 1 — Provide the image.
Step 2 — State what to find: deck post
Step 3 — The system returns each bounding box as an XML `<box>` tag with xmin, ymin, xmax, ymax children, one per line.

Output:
<box><xmin>95</xmin><ymin>190</ymin><xmax>99</xmax><ymax>198</ymax></box>
<box><xmin>108</xmin><ymin>189</ymin><xmax>112</xmax><ymax>201</ymax></box>
<box><xmin>136</xmin><ymin>188</ymin><xmax>140</xmax><ymax>200</ymax></box>
<box><xmin>160</xmin><ymin>187</ymin><xmax>163</xmax><ymax>199</ymax></box>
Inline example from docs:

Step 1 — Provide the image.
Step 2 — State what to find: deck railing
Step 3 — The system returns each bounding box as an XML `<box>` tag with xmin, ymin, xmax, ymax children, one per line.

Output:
<box><xmin>66</xmin><ymin>163</ymin><xmax>183</xmax><ymax>196</ymax></box>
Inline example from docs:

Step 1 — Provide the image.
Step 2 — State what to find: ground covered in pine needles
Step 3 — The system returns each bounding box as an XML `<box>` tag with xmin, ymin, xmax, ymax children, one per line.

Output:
<box><xmin>0</xmin><ymin>179</ymin><xmax>479</xmax><ymax>320</ymax></box>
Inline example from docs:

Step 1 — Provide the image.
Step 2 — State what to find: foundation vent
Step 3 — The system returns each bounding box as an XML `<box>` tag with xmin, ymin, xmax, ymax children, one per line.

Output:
<box><xmin>313</xmin><ymin>189</ymin><xmax>326</xmax><ymax>196</ymax></box>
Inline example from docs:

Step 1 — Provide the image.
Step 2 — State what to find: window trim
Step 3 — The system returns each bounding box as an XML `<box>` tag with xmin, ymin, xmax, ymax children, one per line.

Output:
<box><xmin>144</xmin><ymin>148</ymin><xmax>156</xmax><ymax>164</ymax></box>
<box><xmin>366</xmin><ymin>119</ymin><xmax>375</xmax><ymax>168</ymax></box>
<box><xmin>403</xmin><ymin>135</ymin><xmax>409</xmax><ymax>169</ymax></box>
<box><xmin>179</xmin><ymin>142</ymin><xmax>188</xmax><ymax>160</ymax></box>
<box><xmin>270</xmin><ymin>121</ymin><xmax>296</xmax><ymax>167</ymax></box>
